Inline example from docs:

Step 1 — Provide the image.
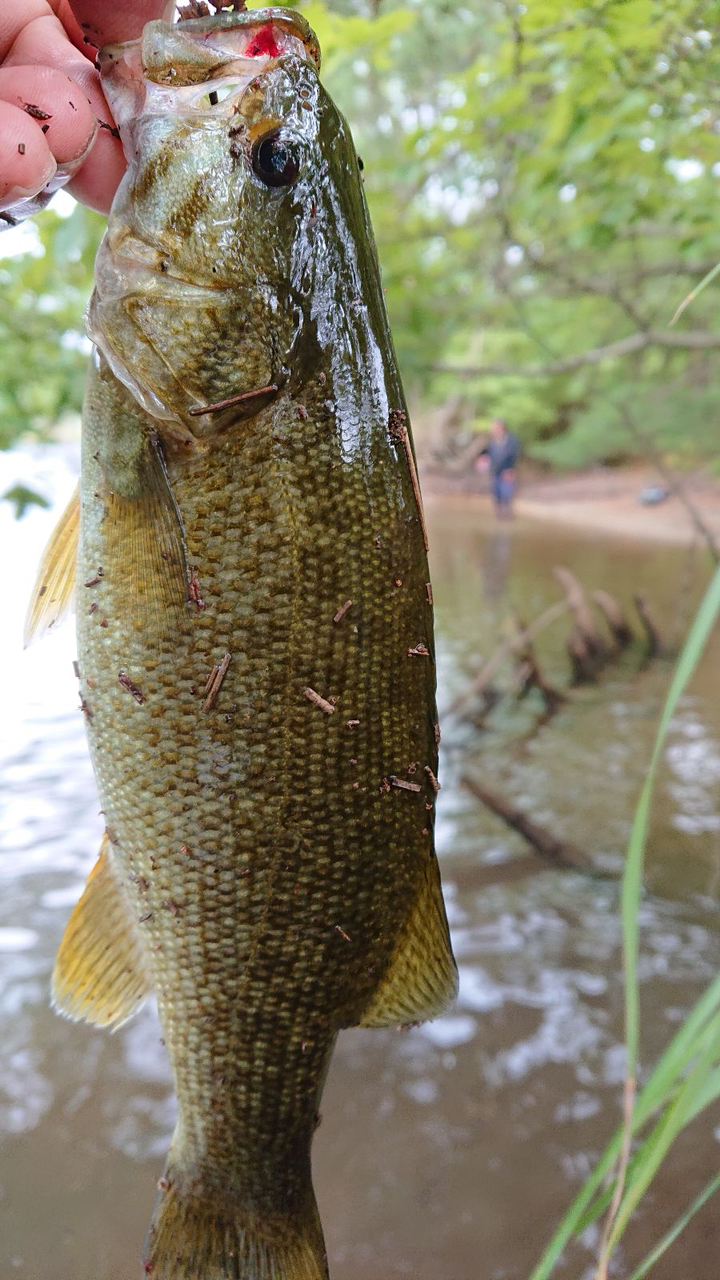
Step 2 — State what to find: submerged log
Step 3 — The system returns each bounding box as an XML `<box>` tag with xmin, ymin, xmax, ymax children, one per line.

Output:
<box><xmin>462</xmin><ymin>774</ymin><xmax>600</xmax><ymax>875</ymax></box>
<box><xmin>634</xmin><ymin>593</ymin><xmax>662</xmax><ymax>658</ymax></box>
<box><xmin>444</xmin><ymin>599</ymin><xmax>570</xmax><ymax>719</ymax></box>
<box><xmin>567</xmin><ymin>627</ymin><xmax>597</xmax><ymax>685</ymax></box>
<box><xmin>592</xmin><ymin>589</ymin><xmax>634</xmax><ymax>649</ymax></box>
<box><xmin>509</xmin><ymin>611</ymin><xmax>568</xmax><ymax>714</ymax></box>
<box><xmin>554</xmin><ymin>565</ymin><xmax>607</xmax><ymax>657</ymax></box>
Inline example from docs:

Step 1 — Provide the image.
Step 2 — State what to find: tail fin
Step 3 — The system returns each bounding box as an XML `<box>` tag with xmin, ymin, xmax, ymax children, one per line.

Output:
<box><xmin>143</xmin><ymin>1169</ymin><xmax>328</xmax><ymax>1280</ymax></box>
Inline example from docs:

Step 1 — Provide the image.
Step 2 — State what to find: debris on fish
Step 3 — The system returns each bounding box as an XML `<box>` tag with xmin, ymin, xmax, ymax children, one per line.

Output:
<box><xmin>29</xmin><ymin>7</ymin><xmax>457</xmax><ymax>1278</ymax></box>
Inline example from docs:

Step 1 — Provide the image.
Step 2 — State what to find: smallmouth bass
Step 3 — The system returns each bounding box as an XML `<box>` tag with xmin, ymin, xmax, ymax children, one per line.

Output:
<box><xmin>27</xmin><ymin>9</ymin><xmax>457</xmax><ymax>1278</ymax></box>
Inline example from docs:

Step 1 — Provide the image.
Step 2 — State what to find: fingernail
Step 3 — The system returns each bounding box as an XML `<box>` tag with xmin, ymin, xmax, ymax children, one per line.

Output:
<box><xmin>67</xmin><ymin>120</ymin><xmax>99</xmax><ymax>168</ymax></box>
<box><xmin>0</xmin><ymin>156</ymin><xmax>58</xmax><ymax>211</ymax></box>
<box><xmin>47</xmin><ymin>128</ymin><xmax>98</xmax><ymax>196</ymax></box>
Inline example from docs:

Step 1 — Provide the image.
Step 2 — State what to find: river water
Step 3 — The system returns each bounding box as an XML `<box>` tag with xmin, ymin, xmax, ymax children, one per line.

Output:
<box><xmin>1</xmin><ymin>448</ymin><xmax>719</xmax><ymax>1280</ymax></box>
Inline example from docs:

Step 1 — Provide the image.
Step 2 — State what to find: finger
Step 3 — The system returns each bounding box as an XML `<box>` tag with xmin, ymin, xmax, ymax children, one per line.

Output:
<box><xmin>0</xmin><ymin>1</ymin><xmax>53</xmax><ymax>62</ymax></box>
<box><xmin>0</xmin><ymin>101</ymin><xmax>56</xmax><ymax>207</ymax></box>
<box><xmin>5</xmin><ymin>13</ymin><xmax>123</xmax><ymax>213</ymax></box>
<box><xmin>68</xmin><ymin>0</ymin><xmax>174</xmax><ymax>48</ymax></box>
<box><xmin>66</xmin><ymin>129</ymin><xmax>125</xmax><ymax>213</ymax></box>
<box><xmin>50</xmin><ymin>2</ymin><xmax>92</xmax><ymax>56</ymax></box>
<box><xmin>0</xmin><ymin>65</ymin><xmax>95</xmax><ymax>165</ymax></box>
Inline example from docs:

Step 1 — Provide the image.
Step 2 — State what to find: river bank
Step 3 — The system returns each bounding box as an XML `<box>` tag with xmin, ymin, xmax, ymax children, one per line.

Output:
<box><xmin>422</xmin><ymin>463</ymin><xmax>720</xmax><ymax>548</ymax></box>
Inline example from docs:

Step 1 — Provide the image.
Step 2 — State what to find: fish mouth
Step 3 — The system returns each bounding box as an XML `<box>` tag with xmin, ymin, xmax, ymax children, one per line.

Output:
<box><xmin>99</xmin><ymin>7</ymin><xmax>320</xmax><ymax>131</ymax></box>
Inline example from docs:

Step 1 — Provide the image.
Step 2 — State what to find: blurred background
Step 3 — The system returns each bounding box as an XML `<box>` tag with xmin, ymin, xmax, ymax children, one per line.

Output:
<box><xmin>2</xmin><ymin>1</ymin><xmax>720</xmax><ymax>1277</ymax></box>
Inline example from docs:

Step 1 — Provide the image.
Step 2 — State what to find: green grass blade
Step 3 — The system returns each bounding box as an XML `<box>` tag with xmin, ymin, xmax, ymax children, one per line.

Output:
<box><xmin>626</xmin><ymin>1172</ymin><xmax>720</xmax><ymax>1280</ymax></box>
<box><xmin>622</xmin><ymin>562</ymin><xmax>720</xmax><ymax>1079</ymax></box>
<box><xmin>574</xmin><ymin>1004</ymin><xmax>720</xmax><ymax>1233</ymax></box>
<box><xmin>529</xmin><ymin>565</ymin><xmax>720</xmax><ymax>1280</ymax></box>
<box><xmin>530</xmin><ymin>877</ymin><xmax>720</xmax><ymax>1280</ymax></box>
<box><xmin>606</xmin><ymin>1043</ymin><xmax>718</xmax><ymax>1251</ymax></box>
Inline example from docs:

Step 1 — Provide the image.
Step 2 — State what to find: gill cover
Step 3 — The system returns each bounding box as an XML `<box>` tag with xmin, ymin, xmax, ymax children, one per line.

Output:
<box><xmin>88</xmin><ymin>9</ymin><xmax>322</xmax><ymax>437</ymax></box>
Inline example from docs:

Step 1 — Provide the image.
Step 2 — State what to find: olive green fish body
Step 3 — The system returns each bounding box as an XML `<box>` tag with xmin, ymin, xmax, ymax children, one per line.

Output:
<box><xmin>43</xmin><ymin>11</ymin><xmax>457</xmax><ymax>1278</ymax></box>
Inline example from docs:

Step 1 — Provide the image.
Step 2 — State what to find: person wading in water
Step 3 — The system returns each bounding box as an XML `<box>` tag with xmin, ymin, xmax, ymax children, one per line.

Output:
<box><xmin>476</xmin><ymin>418</ymin><xmax>521</xmax><ymax>519</ymax></box>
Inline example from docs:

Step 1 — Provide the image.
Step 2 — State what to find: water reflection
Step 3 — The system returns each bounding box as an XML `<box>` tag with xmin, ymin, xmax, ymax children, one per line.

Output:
<box><xmin>1</xmin><ymin>450</ymin><xmax>720</xmax><ymax>1279</ymax></box>
<box><xmin>481</xmin><ymin>531</ymin><xmax>513</xmax><ymax>602</ymax></box>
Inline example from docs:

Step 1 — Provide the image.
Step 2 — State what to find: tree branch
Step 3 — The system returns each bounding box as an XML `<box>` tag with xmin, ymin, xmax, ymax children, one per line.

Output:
<box><xmin>430</xmin><ymin>329</ymin><xmax>720</xmax><ymax>378</ymax></box>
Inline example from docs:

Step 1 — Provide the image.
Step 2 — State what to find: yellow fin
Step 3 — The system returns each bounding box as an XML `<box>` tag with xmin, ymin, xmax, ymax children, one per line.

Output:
<box><xmin>358</xmin><ymin>861</ymin><xmax>458</xmax><ymax>1029</ymax></box>
<box><xmin>52</xmin><ymin>835</ymin><xmax>151</xmax><ymax>1030</ymax></box>
<box><xmin>23</xmin><ymin>484</ymin><xmax>80</xmax><ymax>647</ymax></box>
<box><xmin>145</xmin><ymin>1158</ymin><xmax>328</xmax><ymax>1280</ymax></box>
<box><xmin>103</xmin><ymin>435</ymin><xmax>189</xmax><ymax>633</ymax></box>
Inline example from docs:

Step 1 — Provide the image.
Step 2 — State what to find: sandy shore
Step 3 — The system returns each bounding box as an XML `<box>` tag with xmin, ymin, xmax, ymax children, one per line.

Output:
<box><xmin>423</xmin><ymin>464</ymin><xmax>720</xmax><ymax>548</ymax></box>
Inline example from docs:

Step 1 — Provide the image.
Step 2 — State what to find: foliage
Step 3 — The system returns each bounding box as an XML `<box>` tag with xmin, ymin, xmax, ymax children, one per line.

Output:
<box><xmin>1</xmin><ymin>483</ymin><xmax>51</xmax><ymax>517</ymax></box>
<box><xmin>3</xmin><ymin>0</ymin><xmax>720</xmax><ymax>472</ymax></box>
<box><xmin>0</xmin><ymin>205</ymin><xmax>103</xmax><ymax>448</ymax></box>
<box><xmin>530</xmin><ymin>561</ymin><xmax>720</xmax><ymax>1278</ymax></box>
<box><xmin>304</xmin><ymin>0</ymin><xmax>720</xmax><ymax>468</ymax></box>
<box><xmin>535</xmin><ymin>382</ymin><xmax>720</xmax><ymax>471</ymax></box>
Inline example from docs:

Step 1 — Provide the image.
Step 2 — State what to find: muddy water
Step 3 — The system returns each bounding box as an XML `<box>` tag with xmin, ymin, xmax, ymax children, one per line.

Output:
<box><xmin>2</xmin><ymin>452</ymin><xmax>720</xmax><ymax>1280</ymax></box>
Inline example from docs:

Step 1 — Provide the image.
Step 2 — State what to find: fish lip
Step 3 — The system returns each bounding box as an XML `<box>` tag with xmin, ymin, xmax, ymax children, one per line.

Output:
<box><xmin>170</xmin><ymin>7</ymin><xmax>321</xmax><ymax>71</ymax></box>
<box><xmin>98</xmin><ymin>7</ymin><xmax>321</xmax><ymax>79</ymax></box>
<box><xmin>99</xmin><ymin>8</ymin><xmax>320</xmax><ymax>134</ymax></box>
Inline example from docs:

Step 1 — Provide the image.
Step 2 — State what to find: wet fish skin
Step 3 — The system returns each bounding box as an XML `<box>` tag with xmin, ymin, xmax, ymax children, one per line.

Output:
<box><xmin>47</xmin><ymin>10</ymin><xmax>457</xmax><ymax>1278</ymax></box>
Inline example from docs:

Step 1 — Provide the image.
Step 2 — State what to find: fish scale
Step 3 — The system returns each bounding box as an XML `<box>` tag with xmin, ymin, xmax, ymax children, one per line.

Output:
<box><xmin>25</xmin><ymin>8</ymin><xmax>458</xmax><ymax>1278</ymax></box>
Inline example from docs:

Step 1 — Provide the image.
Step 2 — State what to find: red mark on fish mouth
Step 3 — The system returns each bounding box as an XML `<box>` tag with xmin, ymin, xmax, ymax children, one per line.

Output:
<box><xmin>245</xmin><ymin>26</ymin><xmax>282</xmax><ymax>59</ymax></box>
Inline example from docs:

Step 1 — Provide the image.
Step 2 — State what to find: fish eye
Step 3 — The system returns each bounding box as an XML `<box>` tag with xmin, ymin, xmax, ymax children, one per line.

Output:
<box><xmin>252</xmin><ymin>130</ymin><xmax>301</xmax><ymax>188</ymax></box>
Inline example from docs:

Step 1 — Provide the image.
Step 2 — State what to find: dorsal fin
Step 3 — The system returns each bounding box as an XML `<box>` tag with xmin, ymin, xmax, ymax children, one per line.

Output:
<box><xmin>24</xmin><ymin>484</ymin><xmax>80</xmax><ymax>647</ymax></box>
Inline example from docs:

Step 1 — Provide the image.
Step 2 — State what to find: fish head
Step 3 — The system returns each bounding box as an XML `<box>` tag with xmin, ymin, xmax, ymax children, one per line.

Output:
<box><xmin>90</xmin><ymin>8</ymin><xmax>371</xmax><ymax>440</ymax></box>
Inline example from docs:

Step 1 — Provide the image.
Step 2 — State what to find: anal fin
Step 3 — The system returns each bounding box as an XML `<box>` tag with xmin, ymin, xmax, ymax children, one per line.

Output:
<box><xmin>52</xmin><ymin>834</ymin><xmax>151</xmax><ymax>1030</ymax></box>
<box><xmin>358</xmin><ymin>860</ymin><xmax>458</xmax><ymax>1029</ymax></box>
<box><xmin>24</xmin><ymin>483</ymin><xmax>80</xmax><ymax>647</ymax></box>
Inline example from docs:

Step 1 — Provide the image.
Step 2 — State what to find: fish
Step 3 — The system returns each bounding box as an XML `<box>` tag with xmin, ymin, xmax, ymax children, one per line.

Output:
<box><xmin>25</xmin><ymin>8</ymin><xmax>458</xmax><ymax>1278</ymax></box>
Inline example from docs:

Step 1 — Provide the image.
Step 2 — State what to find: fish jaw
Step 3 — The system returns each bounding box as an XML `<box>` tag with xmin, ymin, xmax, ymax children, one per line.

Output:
<box><xmin>99</xmin><ymin>8</ymin><xmax>320</xmax><ymax>141</ymax></box>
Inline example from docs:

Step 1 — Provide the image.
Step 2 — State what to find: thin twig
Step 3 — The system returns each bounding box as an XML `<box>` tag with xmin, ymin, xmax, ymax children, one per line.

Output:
<box><xmin>389</xmin><ymin>412</ymin><xmax>430</xmax><ymax>552</ymax></box>
<box><xmin>189</xmin><ymin>384</ymin><xmax>278</xmax><ymax>416</ymax></box>
<box><xmin>304</xmin><ymin>687</ymin><xmax>335</xmax><ymax>715</ymax></box>
<box><xmin>424</xmin><ymin>765</ymin><xmax>441</xmax><ymax>793</ymax></box>
<box><xmin>595</xmin><ymin>1075</ymin><xmax>637</xmax><ymax>1280</ymax></box>
<box><xmin>118</xmin><ymin>672</ymin><xmax>145</xmax><ymax>704</ymax></box>
<box><xmin>203</xmin><ymin>653</ymin><xmax>231</xmax><ymax>711</ymax></box>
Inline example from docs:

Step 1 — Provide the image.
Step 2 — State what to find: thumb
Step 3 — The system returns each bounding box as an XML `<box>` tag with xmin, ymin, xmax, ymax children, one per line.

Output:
<box><xmin>67</xmin><ymin>1</ymin><xmax>175</xmax><ymax>49</ymax></box>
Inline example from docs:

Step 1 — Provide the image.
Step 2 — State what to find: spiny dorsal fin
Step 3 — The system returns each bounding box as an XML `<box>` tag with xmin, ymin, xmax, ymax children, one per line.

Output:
<box><xmin>24</xmin><ymin>483</ymin><xmax>80</xmax><ymax>647</ymax></box>
<box><xmin>52</xmin><ymin>834</ymin><xmax>152</xmax><ymax>1030</ymax></box>
<box><xmin>357</xmin><ymin>859</ymin><xmax>458</xmax><ymax>1029</ymax></box>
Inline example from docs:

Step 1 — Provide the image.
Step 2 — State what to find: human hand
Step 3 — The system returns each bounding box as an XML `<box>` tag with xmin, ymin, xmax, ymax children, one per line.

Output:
<box><xmin>0</xmin><ymin>0</ymin><xmax>171</xmax><ymax>222</ymax></box>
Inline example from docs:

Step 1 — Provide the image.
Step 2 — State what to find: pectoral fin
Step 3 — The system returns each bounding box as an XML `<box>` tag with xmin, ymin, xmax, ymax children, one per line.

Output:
<box><xmin>52</xmin><ymin>835</ymin><xmax>152</xmax><ymax>1030</ymax></box>
<box><xmin>24</xmin><ymin>484</ymin><xmax>80</xmax><ymax>647</ymax></box>
<box><xmin>103</xmin><ymin>435</ymin><xmax>190</xmax><ymax>633</ymax></box>
<box><xmin>358</xmin><ymin>860</ymin><xmax>458</xmax><ymax>1029</ymax></box>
